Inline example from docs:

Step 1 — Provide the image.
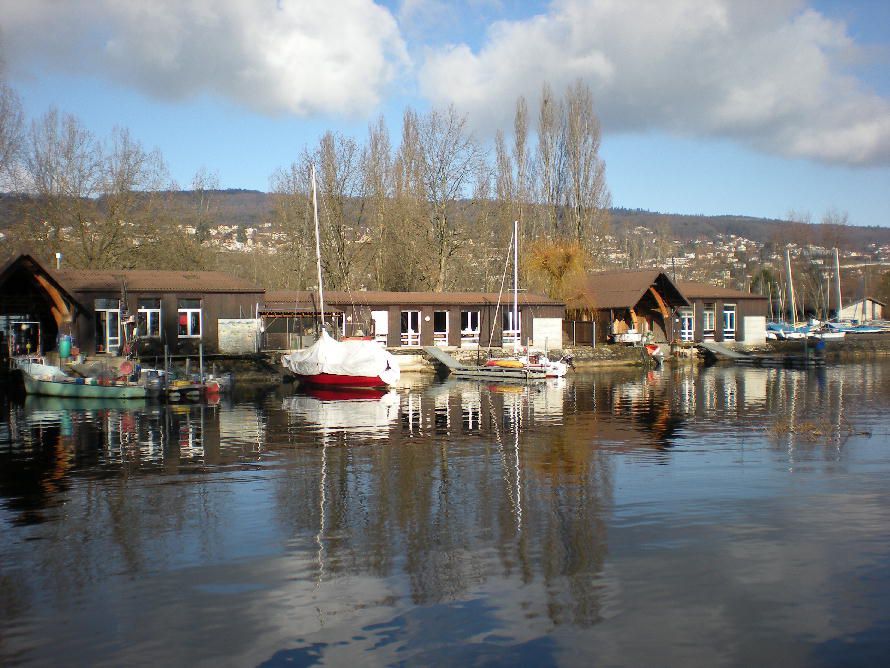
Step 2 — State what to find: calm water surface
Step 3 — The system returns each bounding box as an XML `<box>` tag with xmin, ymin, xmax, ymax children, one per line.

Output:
<box><xmin>1</xmin><ymin>363</ymin><xmax>889</xmax><ymax>667</ymax></box>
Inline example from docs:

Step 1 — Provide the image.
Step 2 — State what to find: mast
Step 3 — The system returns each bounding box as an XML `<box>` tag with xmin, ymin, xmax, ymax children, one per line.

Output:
<box><xmin>833</xmin><ymin>248</ymin><xmax>842</xmax><ymax>321</ymax></box>
<box><xmin>311</xmin><ymin>165</ymin><xmax>325</xmax><ymax>332</ymax></box>
<box><xmin>785</xmin><ymin>247</ymin><xmax>796</xmax><ymax>323</ymax></box>
<box><xmin>513</xmin><ymin>220</ymin><xmax>519</xmax><ymax>353</ymax></box>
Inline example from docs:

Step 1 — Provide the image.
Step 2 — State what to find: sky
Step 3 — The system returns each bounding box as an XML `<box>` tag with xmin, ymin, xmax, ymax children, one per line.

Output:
<box><xmin>1</xmin><ymin>0</ymin><xmax>888</xmax><ymax>227</ymax></box>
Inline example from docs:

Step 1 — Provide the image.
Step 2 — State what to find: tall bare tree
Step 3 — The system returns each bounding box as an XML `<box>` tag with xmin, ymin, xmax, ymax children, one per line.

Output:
<box><xmin>563</xmin><ymin>80</ymin><xmax>610</xmax><ymax>253</ymax></box>
<box><xmin>416</xmin><ymin>105</ymin><xmax>483</xmax><ymax>291</ymax></box>
<box><xmin>0</xmin><ymin>78</ymin><xmax>23</xmax><ymax>189</ymax></box>
<box><xmin>536</xmin><ymin>82</ymin><xmax>563</xmax><ymax>236</ymax></box>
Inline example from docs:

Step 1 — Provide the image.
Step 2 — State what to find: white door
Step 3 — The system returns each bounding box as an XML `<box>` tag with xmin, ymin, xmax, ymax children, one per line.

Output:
<box><xmin>401</xmin><ymin>310</ymin><xmax>421</xmax><ymax>347</ymax></box>
<box><xmin>372</xmin><ymin>310</ymin><xmax>389</xmax><ymax>345</ymax></box>
<box><xmin>723</xmin><ymin>305</ymin><xmax>736</xmax><ymax>340</ymax></box>
<box><xmin>433</xmin><ymin>311</ymin><xmax>448</xmax><ymax>346</ymax></box>
<box><xmin>679</xmin><ymin>308</ymin><xmax>694</xmax><ymax>341</ymax></box>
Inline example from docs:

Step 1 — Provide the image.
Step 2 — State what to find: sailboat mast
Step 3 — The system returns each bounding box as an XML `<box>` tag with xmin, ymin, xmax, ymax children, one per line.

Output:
<box><xmin>834</xmin><ymin>248</ymin><xmax>842</xmax><ymax>320</ymax></box>
<box><xmin>513</xmin><ymin>220</ymin><xmax>519</xmax><ymax>353</ymax></box>
<box><xmin>312</xmin><ymin>165</ymin><xmax>325</xmax><ymax>331</ymax></box>
<box><xmin>785</xmin><ymin>247</ymin><xmax>796</xmax><ymax>323</ymax></box>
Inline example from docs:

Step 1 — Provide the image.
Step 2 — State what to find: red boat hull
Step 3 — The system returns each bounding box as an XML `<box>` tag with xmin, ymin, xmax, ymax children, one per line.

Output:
<box><xmin>295</xmin><ymin>372</ymin><xmax>389</xmax><ymax>389</ymax></box>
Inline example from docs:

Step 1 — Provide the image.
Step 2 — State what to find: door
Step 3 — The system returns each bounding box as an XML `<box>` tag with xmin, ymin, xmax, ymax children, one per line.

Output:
<box><xmin>95</xmin><ymin>300</ymin><xmax>121</xmax><ymax>354</ymax></box>
<box><xmin>460</xmin><ymin>310</ymin><xmax>480</xmax><ymax>347</ymax></box>
<box><xmin>723</xmin><ymin>305</ymin><xmax>736</xmax><ymax>341</ymax></box>
<box><xmin>679</xmin><ymin>308</ymin><xmax>694</xmax><ymax>342</ymax></box>
<box><xmin>400</xmin><ymin>310</ymin><xmax>421</xmax><ymax>347</ymax></box>
<box><xmin>433</xmin><ymin>311</ymin><xmax>448</xmax><ymax>346</ymax></box>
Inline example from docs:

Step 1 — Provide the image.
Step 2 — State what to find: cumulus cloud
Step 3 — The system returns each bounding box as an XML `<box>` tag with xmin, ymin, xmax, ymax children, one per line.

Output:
<box><xmin>418</xmin><ymin>0</ymin><xmax>890</xmax><ymax>166</ymax></box>
<box><xmin>1</xmin><ymin>0</ymin><xmax>408</xmax><ymax>116</ymax></box>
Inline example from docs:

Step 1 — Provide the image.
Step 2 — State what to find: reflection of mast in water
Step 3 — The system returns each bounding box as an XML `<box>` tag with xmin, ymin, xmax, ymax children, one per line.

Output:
<box><xmin>315</xmin><ymin>437</ymin><xmax>328</xmax><ymax>591</ymax></box>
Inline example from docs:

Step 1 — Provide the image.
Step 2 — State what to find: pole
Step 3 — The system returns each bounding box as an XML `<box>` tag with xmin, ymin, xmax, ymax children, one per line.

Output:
<box><xmin>513</xmin><ymin>220</ymin><xmax>519</xmax><ymax>354</ymax></box>
<box><xmin>833</xmin><ymin>248</ymin><xmax>842</xmax><ymax>321</ymax></box>
<box><xmin>785</xmin><ymin>248</ymin><xmax>796</xmax><ymax>324</ymax></box>
<box><xmin>312</xmin><ymin>164</ymin><xmax>325</xmax><ymax>333</ymax></box>
<box><xmin>199</xmin><ymin>343</ymin><xmax>204</xmax><ymax>382</ymax></box>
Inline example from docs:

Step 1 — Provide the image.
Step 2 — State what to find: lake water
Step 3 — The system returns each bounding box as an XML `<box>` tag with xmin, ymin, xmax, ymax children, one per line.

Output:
<box><xmin>1</xmin><ymin>363</ymin><xmax>889</xmax><ymax>667</ymax></box>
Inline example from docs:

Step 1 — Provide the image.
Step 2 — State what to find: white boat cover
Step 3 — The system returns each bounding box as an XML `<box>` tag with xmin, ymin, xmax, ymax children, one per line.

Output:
<box><xmin>281</xmin><ymin>331</ymin><xmax>400</xmax><ymax>386</ymax></box>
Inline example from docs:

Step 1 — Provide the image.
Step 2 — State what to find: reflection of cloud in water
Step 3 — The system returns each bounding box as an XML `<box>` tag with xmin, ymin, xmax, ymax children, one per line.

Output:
<box><xmin>282</xmin><ymin>391</ymin><xmax>400</xmax><ymax>440</ymax></box>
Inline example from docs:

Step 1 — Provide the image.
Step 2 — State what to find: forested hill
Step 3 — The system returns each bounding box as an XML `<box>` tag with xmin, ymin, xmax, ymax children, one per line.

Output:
<box><xmin>2</xmin><ymin>190</ymin><xmax>887</xmax><ymax>252</ymax></box>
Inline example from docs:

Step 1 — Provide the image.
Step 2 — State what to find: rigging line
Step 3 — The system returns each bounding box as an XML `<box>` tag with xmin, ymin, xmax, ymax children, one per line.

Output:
<box><xmin>486</xmin><ymin>227</ymin><xmax>514</xmax><ymax>356</ymax></box>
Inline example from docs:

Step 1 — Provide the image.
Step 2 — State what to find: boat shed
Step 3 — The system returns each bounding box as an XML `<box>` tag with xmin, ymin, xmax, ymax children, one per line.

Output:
<box><xmin>262</xmin><ymin>290</ymin><xmax>566</xmax><ymax>350</ymax></box>
<box><xmin>674</xmin><ymin>281</ymin><xmax>769</xmax><ymax>343</ymax></box>
<box><xmin>0</xmin><ymin>253</ymin><xmax>264</xmax><ymax>359</ymax></box>
<box><xmin>829</xmin><ymin>295</ymin><xmax>884</xmax><ymax>323</ymax></box>
<box><xmin>570</xmin><ymin>270</ymin><xmax>688</xmax><ymax>344</ymax></box>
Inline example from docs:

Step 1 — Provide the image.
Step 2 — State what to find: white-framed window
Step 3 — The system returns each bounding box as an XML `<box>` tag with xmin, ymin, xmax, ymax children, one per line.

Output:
<box><xmin>400</xmin><ymin>310</ymin><xmax>421</xmax><ymax>347</ymax></box>
<box><xmin>137</xmin><ymin>298</ymin><xmax>161</xmax><ymax>338</ymax></box>
<box><xmin>723</xmin><ymin>304</ymin><xmax>736</xmax><ymax>340</ymax></box>
<box><xmin>502</xmin><ymin>309</ymin><xmax>521</xmax><ymax>346</ymax></box>
<box><xmin>460</xmin><ymin>310</ymin><xmax>480</xmax><ymax>347</ymax></box>
<box><xmin>678</xmin><ymin>307</ymin><xmax>694</xmax><ymax>342</ymax></box>
<box><xmin>703</xmin><ymin>303</ymin><xmax>716</xmax><ymax>339</ymax></box>
<box><xmin>178</xmin><ymin>298</ymin><xmax>202</xmax><ymax>338</ymax></box>
<box><xmin>433</xmin><ymin>311</ymin><xmax>449</xmax><ymax>347</ymax></box>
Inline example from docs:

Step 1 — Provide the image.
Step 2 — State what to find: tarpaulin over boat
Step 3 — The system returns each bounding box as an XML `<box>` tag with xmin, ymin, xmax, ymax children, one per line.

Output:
<box><xmin>281</xmin><ymin>331</ymin><xmax>400</xmax><ymax>386</ymax></box>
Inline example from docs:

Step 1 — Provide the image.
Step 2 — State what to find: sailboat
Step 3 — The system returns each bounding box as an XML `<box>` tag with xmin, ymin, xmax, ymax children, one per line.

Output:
<box><xmin>281</xmin><ymin>166</ymin><xmax>400</xmax><ymax>389</ymax></box>
<box><xmin>492</xmin><ymin>220</ymin><xmax>570</xmax><ymax>378</ymax></box>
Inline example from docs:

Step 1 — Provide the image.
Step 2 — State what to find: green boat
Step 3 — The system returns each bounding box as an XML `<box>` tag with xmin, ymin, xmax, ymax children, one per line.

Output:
<box><xmin>21</xmin><ymin>372</ymin><xmax>148</xmax><ymax>399</ymax></box>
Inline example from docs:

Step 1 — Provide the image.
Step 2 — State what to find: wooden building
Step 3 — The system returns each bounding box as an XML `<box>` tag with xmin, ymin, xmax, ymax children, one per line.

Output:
<box><xmin>0</xmin><ymin>254</ymin><xmax>263</xmax><ymax>360</ymax></box>
<box><xmin>262</xmin><ymin>290</ymin><xmax>566</xmax><ymax>350</ymax></box>
<box><xmin>571</xmin><ymin>270</ymin><xmax>689</xmax><ymax>344</ymax></box>
<box><xmin>830</xmin><ymin>295</ymin><xmax>885</xmax><ymax>322</ymax></box>
<box><xmin>675</xmin><ymin>281</ymin><xmax>769</xmax><ymax>343</ymax></box>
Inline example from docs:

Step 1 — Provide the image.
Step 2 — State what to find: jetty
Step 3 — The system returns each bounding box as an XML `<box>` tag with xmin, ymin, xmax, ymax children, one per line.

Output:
<box><xmin>698</xmin><ymin>341</ymin><xmax>825</xmax><ymax>368</ymax></box>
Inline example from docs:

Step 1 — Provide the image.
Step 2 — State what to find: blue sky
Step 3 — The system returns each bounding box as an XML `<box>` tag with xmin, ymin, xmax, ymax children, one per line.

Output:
<box><xmin>2</xmin><ymin>0</ymin><xmax>888</xmax><ymax>227</ymax></box>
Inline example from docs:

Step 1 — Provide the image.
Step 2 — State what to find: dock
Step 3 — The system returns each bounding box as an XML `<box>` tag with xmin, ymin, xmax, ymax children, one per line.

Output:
<box><xmin>697</xmin><ymin>341</ymin><xmax>825</xmax><ymax>368</ymax></box>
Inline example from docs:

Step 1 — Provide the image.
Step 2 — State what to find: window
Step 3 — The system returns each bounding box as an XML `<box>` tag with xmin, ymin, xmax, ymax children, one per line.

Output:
<box><xmin>137</xmin><ymin>298</ymin><xmax>161</xmax><ymax>338</ymax></box>
<box><xmin>723</xmin><ymin>304</ymin><xmax>736</xmax><ymax>340</ymax></box>
<box><xmin>703</xmin><ymin>303</ymin><xmax>716</xmax><ymax>339</ymax></box>
<box><xmin>178</xmin><ymin>299</ymin><xmax>202</xmax><ymax>338</ymax></box>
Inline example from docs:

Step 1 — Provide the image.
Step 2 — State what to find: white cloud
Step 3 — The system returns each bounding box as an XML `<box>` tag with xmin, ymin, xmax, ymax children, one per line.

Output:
<box><xmin>418</xmin><ymin>0</ymin><xmax>890</xmax><ymax>166</ymax></box>
<box><xmin>0</xmin><ymin>0</ymin><xmax>409</xmax><ymax>117</ymax></box>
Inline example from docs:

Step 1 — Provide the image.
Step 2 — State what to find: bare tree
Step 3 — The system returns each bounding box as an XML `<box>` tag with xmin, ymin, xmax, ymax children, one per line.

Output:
<box><xmin>416</xmin><ymin>105</ymin><xmax>483</xmax><ymax>291</ymax></box>
<box><xmin>536</xmin><ymin>82</ymin><xmax>564</xmax><ymax>236</ymax></box>
<box><xmin>0</xmin><ymin>79</ymin><xmax>23</xmax><ymax>188</ymax></box>
<box><xmin>563</xmin><ymin>80</ymin><xmax>610</xmax><ymax>252</ymax></box>
<box><xmin>512</xmin><ymin>96</ymin><xmax>530</xmax><ymax>229</ymax></box>
<box><xmin>269</xmin><ymin>161</ymin><xmax>314</xmax><ymax>289</ymax></box>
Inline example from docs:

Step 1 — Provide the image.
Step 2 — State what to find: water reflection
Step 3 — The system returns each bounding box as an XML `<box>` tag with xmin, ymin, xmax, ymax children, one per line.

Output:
<box><xmin>1</xmin><ymin>364</ymin><xmax>888</xmax><ymax>666</ymax></box>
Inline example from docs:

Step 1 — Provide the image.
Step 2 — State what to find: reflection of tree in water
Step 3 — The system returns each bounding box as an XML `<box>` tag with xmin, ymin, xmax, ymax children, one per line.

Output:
<box><xmin>272</xmin><ymin>381</ymin><xmax>617</xmax><ymax>627</ymax></box>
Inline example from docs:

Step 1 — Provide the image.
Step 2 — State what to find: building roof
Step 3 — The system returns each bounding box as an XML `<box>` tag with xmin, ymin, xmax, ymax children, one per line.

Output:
<box><xmin>676</xmin><ymin>280</ymin><xmax>767</xmax><ymax>301</ymax></box>
<box><xmin>264</xmin><ymin>290</ymin><xmax>564</xmax><ymax>308</ymax></box>
<box><xmin>50</xmin><ymin>269</ymin><xmax>263</xmax><ymax>294</ymax></box>
<box><xmin>580</xmin><ymin>270</ymin><xmax>688</xmax><ymax>310</ymax></box>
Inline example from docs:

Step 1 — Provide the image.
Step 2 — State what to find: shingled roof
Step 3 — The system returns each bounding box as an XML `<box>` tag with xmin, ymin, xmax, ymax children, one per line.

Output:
<box><xmin>264</xmin><ymin>290</ymin><xmax>563</xmax><ymax>308</ymax></box>
<box><xmin>51</xmin><ymin>269</ymin><xmax>263</xmax><ymax>294</ymax></box>
<box><xmin>580</xmin><ymin>270</ymin><xmax>687</xmax><ymax>310</ymax></box>
<box><xmin>676</xmin><ymin>280</ymin><xmax>767</xmax><ymax>300</ymax></box>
